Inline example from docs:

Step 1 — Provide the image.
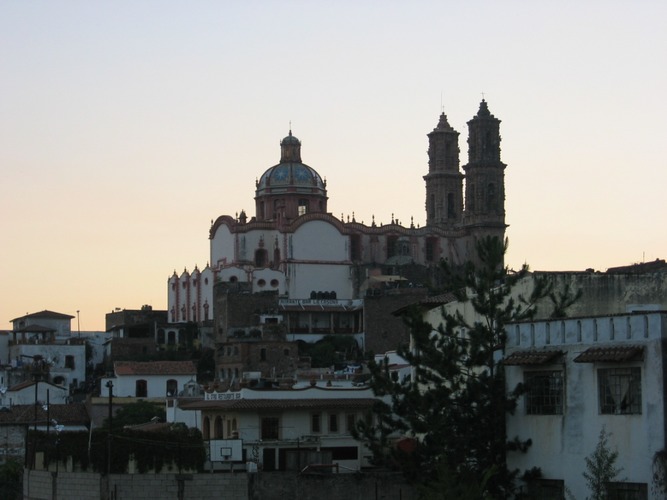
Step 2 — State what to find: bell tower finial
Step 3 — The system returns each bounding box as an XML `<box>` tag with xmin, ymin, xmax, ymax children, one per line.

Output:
<box><xmin>463</xmin><ymin>100</ymin><xmax>506</xmax><ymax>230</ymax></box>
<box><xmin>424</xmin><ymin>106</ymin><xmax>463</xmax><ymax>227</ymax></box>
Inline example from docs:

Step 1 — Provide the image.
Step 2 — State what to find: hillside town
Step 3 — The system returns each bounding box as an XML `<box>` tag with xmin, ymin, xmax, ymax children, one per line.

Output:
<box><xmin>3</xmin><ymin>103</ymin><xmax>666</xmax><ymax>499</ymax></box>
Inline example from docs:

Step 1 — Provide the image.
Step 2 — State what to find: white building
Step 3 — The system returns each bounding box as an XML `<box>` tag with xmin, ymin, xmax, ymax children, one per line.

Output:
<box><xmin>0</xmin><ymin>379</ymin><xmax>68</xmax><ymax>408</ymax></box>
<box><xmin>182</xmin><ymin>384</ymin><xmax>380</xmax><ymax>473</ymax></box>
<box><xmin>504</xmin><ymin>311</ymin><xmax>667</xmax><ymax>499</ymax></box>
<box><xmin>100</xmin><ymin>360</ymin><xmax>197</xmax><ymax>399</ymax></box>
<box><xmin>8</xmin><ymin>311</ymin><xmax>86</xmax><ymax>391</ymax></box>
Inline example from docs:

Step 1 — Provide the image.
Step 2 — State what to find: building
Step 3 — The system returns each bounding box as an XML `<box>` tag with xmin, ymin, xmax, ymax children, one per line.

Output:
<box><xmin>504</xmin><ymin>311</ymin><xmax>667</xmax><ymax>498</ymax></box>
<box><xmin>182</xmin><ymin>382</ymin><xmax>380</xmax><ymax>473</ymax></box>
<box><xmin>168</xmin><ymin>100</ymin><xmax>508</xmax><ymax>377</ymax></box>
<box><xmin>7</xmin><ymin>310</ymin><xmax>86</xmax><ymax>392</ymax></box>
<box><xmin>0</xmin><ymin>403</ymin><xmax>89</xmax><ymax>465</ymax></box>
<box><xmin>100</xmin><ymin>360</ymin><xmax>197</xmax><ymax>399</ymax></box>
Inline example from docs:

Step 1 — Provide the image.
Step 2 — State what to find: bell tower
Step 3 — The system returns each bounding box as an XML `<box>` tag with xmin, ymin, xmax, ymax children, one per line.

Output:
<box><xmin>423</xmin><ymin>112</ymin><xmax>463</xmax><ymax>227</ymax></box>
<box><xmin>463</xmin><ymin>100</ymin><xmax>506</xmax><ymax>232</ymax></box>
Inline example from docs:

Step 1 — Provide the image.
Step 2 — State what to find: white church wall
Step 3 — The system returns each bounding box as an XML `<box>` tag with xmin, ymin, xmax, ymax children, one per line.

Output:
<box><xmin>291</xmin><ymin>220</ymin><xmax>347</xmax><ymax>261</ymax></box>
<box><xmin>210</xmin><ymin>224</ymin><xmax>235</xmax><ymax>267</ymax></box>
<box><xmin>286</xmin><ymin>263</ymin><xmax>352</xmax><ymax>299</ymax></box>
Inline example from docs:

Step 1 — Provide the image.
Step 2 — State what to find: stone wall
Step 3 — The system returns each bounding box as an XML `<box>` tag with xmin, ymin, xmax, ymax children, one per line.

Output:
<box><xmin>24</xmin><ymin>470</ymin><xmax>248</xmax><ymax>500</ymax></box>
<box><xmin>23</xmin><ymin>469</ymin><xmax>416</xmax><ymax>500</ymax></box>
<box><xmin>251</xmin><ymin>471</ymin><xmax>417</xmax><ymax>500</ymax></box>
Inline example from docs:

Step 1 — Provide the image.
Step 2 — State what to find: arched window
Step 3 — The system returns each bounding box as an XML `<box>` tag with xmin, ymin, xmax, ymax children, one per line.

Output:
<box><xmin>487</xmin><ymin>183</ymin><xmax>496</xmax><ymax>213</ymax></box>
<box><xmin>447</xmin><ymin>192</ymin><xmax>455</xmax><ymax>219</ymax></box>
<box><xmin>166</xmin><ymin>379</ymin><xmax>177</xmax><ymax>397</ymax></box>
<box><xmin>273</xmin><ymin>248</ymin><xmax>280</xmax><ymax>269</ymax></box>
<box><xmin>203</xmin><ymin>417</ymin><xmax>210</xmax><ymax>440</ymax></box>
<box><xmin>168</xmin><ymin>331</ymin><xmax>176</xmax><ymax>345</ymax></box>
<box><xmin>214</xmin><ymin>416</ymin><xmax>223</xmax><ymax>439</ymax></box>
<box><xmin>255</xmin><ymin>249</ymin><xmax>268</xmax><ymax>268</ymax></box>
<box><xmin>545</xmin><ymin>323</ymin><xmax>551</xmax><ymax>345</ymax></box>
<box><xmin>386</xmin><ymin>235</ymin><xmax>398</xmax><ymax>259</ymax></box>
<box><xmin>136</xmin><ymin>380</ymin><xmax>147</xmax><ymax>398</ymax></box>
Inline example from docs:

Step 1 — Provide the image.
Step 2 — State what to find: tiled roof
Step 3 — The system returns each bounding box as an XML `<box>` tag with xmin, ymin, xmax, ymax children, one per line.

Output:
<box><xmin>0</xmin><ymin>403</ymin><xmax>89</xmax><ymax>425</ymax></box>
<box><xmin>573</xmin><ymin>345</ymin><xmax>644</xmax><ymax>363</ymax></box>
<box><xmin>124</xmin><ymin>421</ymin><xmax>171</xmax><ymax>432</ymax></box>
<box><xmin>181</xmin><ymin>398</ymin><xmax>378</xmax><ymax>412</ymax></box>
<box><xmin>8</xmin><ymin>381</ymin><xmax>67</xmax><ymax>392</ymax></box>
<box><xmin>114</xmin><ymin>361</ymin><xmax>197</xmax><ymax>376</ymax></box>
<box><xmin>503</xmin><ymin>350</ymin><xmax>564</xmax><ymax>366</ymax></box>
<box><xmin>11</xmin><ymin>310</ymin><xmax>75</xmax><ymax>322</ymax></box>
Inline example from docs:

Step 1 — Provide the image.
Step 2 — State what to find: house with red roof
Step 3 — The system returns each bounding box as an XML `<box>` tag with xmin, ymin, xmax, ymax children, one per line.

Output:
<box><xmin>100</xmin><ymin>360</ymin><xmax>197</xmax><ymax>399</ymax></box>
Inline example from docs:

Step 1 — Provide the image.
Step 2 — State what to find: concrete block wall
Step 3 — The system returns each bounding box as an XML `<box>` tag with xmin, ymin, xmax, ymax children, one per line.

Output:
<box><xmin>23</xmin><ymin>470</ymin><xmax>249</xmax><ymax>500</ymax></box>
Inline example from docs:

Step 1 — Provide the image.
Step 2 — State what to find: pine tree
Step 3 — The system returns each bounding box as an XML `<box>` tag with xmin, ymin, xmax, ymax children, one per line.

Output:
<box><xmin>355</xmin><ymin>236</ymin><xmax>557</xmax><ymax>498</ymax></box>
<box><xmin>583</xmin><ymin>427</ymin><xmax>622</xmax><ymax>500</ymax></box>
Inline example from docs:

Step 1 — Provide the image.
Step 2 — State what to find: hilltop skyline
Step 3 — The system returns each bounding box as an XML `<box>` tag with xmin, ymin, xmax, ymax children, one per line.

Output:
<box><xmin>2</xmin><ymin>1</ymin><xmax>665</xmax><ymax>331</ymax></box>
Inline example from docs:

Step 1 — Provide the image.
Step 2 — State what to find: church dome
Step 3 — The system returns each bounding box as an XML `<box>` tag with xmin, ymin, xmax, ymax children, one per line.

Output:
<box><xmin>257</xmin><ymin>163</ymin><xmax>325</xmax><ymax>190</ymax></box>
<box><xmin>254</xmin><ymin>130</ymin><xmax>328</xmax><ymax>222</ymax></box>
<box><xmin>256</xmin><ymin>131</ymin><xmax>326</xmax><ymax>191</ymax></box>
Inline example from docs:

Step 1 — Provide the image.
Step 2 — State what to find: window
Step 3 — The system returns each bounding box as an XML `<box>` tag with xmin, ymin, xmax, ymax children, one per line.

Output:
<box><xmin>255</xmin><ymin>249</ymin><xmax>268</xmax><ymax>268</ymax></box>
<box><xmin>298</xmin><ymin>199</ymin><xmax>309</xmax><ymax>216</ymax></box>
<box><xmin>65</xmin><ymin>355</ymin><xmax>75</xmax><ymax>370</ymax></box>
<box><xmin>157</xmin><ymin>329</ymin><xmax>165</xmax><ymax>344</ymax></box>
<box><xmin>260</xmin><ymin>348</ymin><xmax>267</xmax><ymax>361</ymax></box>
<box><xmin>350</xmin><ymin>234</ymin><xmax>361</xmax><ymax>261</ymax></box>
<box><xmin>447</xmin><ymin>192</ymin><xmax>455</xmax><ymax>219</ymax></box>
<box><xmin>135</xmin><ymin>379</ymin><xmax>147</xmax><ymax>398</ymax></box>
<box><xmin>203</xmin><ymin>417</ymin><xmax>210</xmax><ymax>440</ymax></box>
<box><xmin>525</xmin><ymin>371</ymin><xmax>563</xmax><ymax>415</ymax></box>
<box><xmin>311</xmin><ymin>413</ymin><xmax>321</xmax><ymax>433</ymax></box>
<box><xmin>166</xmin><ymin>379</ymin><xmax>177</xmax><ymax>397</ymax></box>
<box><xmin>425</xmin><ymin>238</ymin><xmax>436</xmax><ymax>262</ymax></box>
<box><xmin>386</xmin><ymin>235</ymin><xmax>398</xmax><ymax>259</ymax></box>
<box><xmin>606</xmin><ymin>481</ymin><xmax>647</xmax><ymax>499</ymax></box>
<box><xmin>599</xmin><ymin>367</ymin><xmax>641</xmax><ymax>414</ymax></box>
<box><xmin>528</xmin><ymin>479</ymin><xmax>564</xmax><ymax>500</ymax></box>
<box><xmin>261</xmin><ymin>417</ymin><xmax>279</xmax><ymax>440</ymax></box>
<box><xmin>346</xmin><ymin>414</ymin><xmax>357</xmax><ymax>433</ymax></box>
<box><xmin>329</xmin><ymin>414</ymin><xmax>339</xmax><ymax>433</ymax></box>
<box><xmin>214</xmin><ymin>416</ymin><xmax>223</xmax><ymax>438</ymax></box>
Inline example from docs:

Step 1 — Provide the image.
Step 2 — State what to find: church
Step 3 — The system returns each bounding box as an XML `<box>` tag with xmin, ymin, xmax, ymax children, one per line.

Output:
<box><xmin>167</xmin><ymin>100</ymin><xmax>507</xmax><ymax>378</ymax></box>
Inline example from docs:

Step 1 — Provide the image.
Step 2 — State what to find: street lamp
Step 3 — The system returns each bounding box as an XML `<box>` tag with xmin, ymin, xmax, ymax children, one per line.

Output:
<box><xmin>105</xmin><ymin>380</ymin><xmax>113</xmax><ymax>475</ymax></box>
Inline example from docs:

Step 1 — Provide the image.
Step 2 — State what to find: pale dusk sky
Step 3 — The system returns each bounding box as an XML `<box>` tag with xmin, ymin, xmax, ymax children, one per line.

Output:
<box><xmin>1</xmin><ymin>1</ymin><xmax>665</xmax><ymax>331</ymax></box>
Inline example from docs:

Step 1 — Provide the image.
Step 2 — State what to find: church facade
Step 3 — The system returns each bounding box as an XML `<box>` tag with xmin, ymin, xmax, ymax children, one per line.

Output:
<box><xmin>167</xmin><ymin>100</ymin><xmax>506</xmax><ymax>375</ymax></box>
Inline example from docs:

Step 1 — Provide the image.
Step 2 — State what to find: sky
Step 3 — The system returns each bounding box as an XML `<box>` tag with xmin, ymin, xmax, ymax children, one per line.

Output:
<box><xmin>1</xmin><ymin>1</ymin><xmax>665</xmax><ymax>331</ymax></box>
